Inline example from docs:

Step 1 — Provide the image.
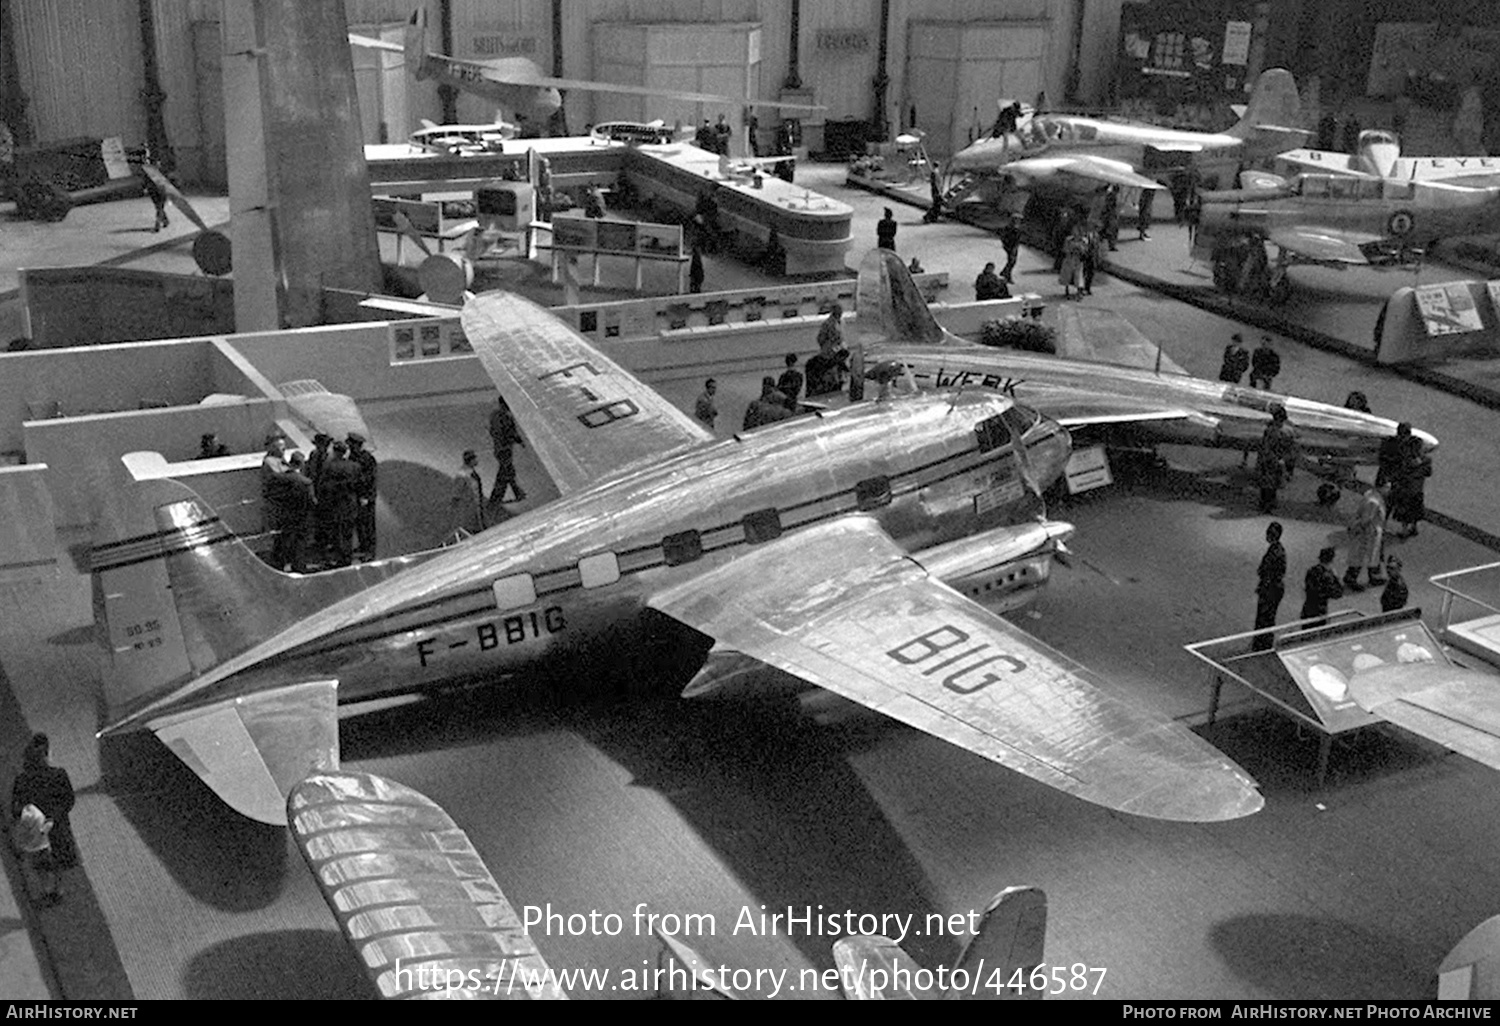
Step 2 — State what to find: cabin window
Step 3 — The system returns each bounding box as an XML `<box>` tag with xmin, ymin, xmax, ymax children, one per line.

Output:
<box><xmin>1300</xmin><ymin>177</ymin><xmax>1329</xmax><ymax>198</ymax></box>
<box><xmin>579</xmin><ymin>310</ymin><xmax>598</xmax><ymax>334</ymax></box>
<box><xmin>1384</xmin><ymin>182</ymin><xmax>1415</xmax><ymax>202</ymax></box>
<box><xmin>1329</xmin><ymin>178</ymin><xmax>1357</xmax><ymax>200</ymax></box>
<box><xmin>742</xmin><ymin>508</ymin><xmax>782</xmax><ymax>544</ymax></box>
<box><xmin>975</xmin><ymin>414</ymin><xmax>1013</xmax><ymax>453</ymax></box>
<box><xmin>578</xmin><ymin>552</ymin><xmax>620</xmax><ymax>589</ymax></box>
<box><xmin>493</xmin><ymin>574</ymin><xmax>537</xmax><ymax>610</ymax></box>
<box><xmin>1357</xmin><ymin>179</ymin><xmax>1383</xmax><ymax>200</ymax></box>
<box><xmin>856</xmin><ymin>476</ymin><xmax>892</xmax><ymax>511</ymax></box>
<box><xmin>662</xmin><ymin>530</ymin><xmax>703</xmax><ymax>566</ymax></box>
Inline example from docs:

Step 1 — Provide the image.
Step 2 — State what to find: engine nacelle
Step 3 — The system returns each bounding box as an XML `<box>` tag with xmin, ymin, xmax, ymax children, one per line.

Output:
<box><xmin>917</xmin><ymin>520</ymin><xmax>1074</xmax><ymax>612</ymax></box>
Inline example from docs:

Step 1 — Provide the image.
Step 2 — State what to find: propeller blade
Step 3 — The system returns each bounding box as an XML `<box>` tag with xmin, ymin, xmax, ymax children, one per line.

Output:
<box><xmin>392</xmin><ymin>210</ymin><xmax>433</xmax><ymax>258</ymax></box>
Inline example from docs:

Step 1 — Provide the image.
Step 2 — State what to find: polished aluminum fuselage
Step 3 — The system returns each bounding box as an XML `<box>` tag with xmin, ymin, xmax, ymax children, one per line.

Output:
<box><xmin>148</xmin><ymin>392</ymin><xmax>1070</xmax><ymax>721</ymax></box>
<box><xmin>871</xmin><ymin>343</ymin><xmax>1439</xmax><ymax>464</ymax></box>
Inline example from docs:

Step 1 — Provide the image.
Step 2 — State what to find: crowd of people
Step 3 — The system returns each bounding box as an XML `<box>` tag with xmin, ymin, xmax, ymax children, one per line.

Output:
<box><xmin>259</xmin><ymin>429</ymin><xmax>377</xmax><ymax>573</ymax></box>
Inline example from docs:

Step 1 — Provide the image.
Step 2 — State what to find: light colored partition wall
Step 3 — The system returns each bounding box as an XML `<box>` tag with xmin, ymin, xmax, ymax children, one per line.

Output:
<box><xmin>225</xmin><ymin>322</ymin><xmax>480</xmax><ymax>400</ymax></box>
<box><xmin>0</xmin><ymin>465</ymin><xmax>59</xmax><ymax>583</ymax></box>
<box><xmin>0</xmin><ymin>340</ymin><xmax>218</xmax><ymax>454</ymax></box>
<box><xmin>25</xmin><ymin>399</ymin><xmax>276</xmax><ymax>528</ymax></box>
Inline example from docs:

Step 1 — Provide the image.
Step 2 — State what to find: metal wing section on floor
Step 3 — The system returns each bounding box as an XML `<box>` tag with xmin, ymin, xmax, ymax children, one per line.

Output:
<box><xmin>648</xmin><ymin>517</ymin><xmax>1263</xmax><ymax>822</ymax></box>
<box><xmin>462</xmin><ymin>291</ymin><xmax>713</xmax><ymax>496</ymax></box>
<box><xmin>1349</xmin><ymin>663</ymin><xmax>1500</xmax><ymax>771</ymax></box>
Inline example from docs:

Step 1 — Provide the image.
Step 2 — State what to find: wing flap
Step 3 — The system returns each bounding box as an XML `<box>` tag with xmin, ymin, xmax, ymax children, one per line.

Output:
<box><xmin>649</xmin><ymin>518</ymin><xmax>1261</xmax><ymax>822</ymax></box>
<box><xmin>461</xmin><ymin>292</ymin><xmax>713</xmax><ymax>496</ymax></box>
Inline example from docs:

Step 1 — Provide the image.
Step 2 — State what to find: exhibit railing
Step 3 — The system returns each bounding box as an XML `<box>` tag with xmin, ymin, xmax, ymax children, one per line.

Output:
<box><xmin>1429</xmin><ymin>561</ymin><xmax>1500</xmax><ymax>644</ymax></box>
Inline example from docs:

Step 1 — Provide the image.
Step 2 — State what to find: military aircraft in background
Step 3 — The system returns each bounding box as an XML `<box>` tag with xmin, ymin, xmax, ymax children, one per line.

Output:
<box><xmin>943</xmin><ymin>68</ymin><xmax>1307</xmax><ymax>207</ymax></box>
<box><xmin>91</xmin><ymin>256</ymin><xmax>1262</xmax><ymax>830</ymax></box>
<box><xmin>851</xmin><ymin>249</ymin><xmax>1439</xmax><ymax>469</ymax></box>
<box><xmin>350</xmin><ymin>9</ymin><xmax>823</xmax><ymax>126</ymax></box>
<box><xmin>1192</xmin><ymin>169</ymin><xmax>1500</xmax><ymax>301</ymax></box>
<box><xmin>1274</xmin><ymin>128</ymin><xmax>1500</xmax><ymax>188</ymax></box>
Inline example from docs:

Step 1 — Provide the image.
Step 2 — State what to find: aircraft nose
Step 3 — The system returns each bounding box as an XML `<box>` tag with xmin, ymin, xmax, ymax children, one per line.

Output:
<box><xmin>1414</xmin><ymin>427</ymin><xmax>1440</xmax><ymax>454</ymax></box>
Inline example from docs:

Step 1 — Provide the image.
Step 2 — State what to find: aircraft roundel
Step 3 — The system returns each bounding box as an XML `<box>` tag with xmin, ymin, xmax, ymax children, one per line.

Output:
<box><xmin>1388</xmin><ymin>210</ymin><xmax>1416</xmax><ymax>236</ymax></box>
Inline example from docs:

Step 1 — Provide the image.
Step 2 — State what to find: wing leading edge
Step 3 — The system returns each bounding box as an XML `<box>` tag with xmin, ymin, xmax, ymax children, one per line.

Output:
<box><xmin>462</xmin><ymin>292</ymin><xmax>713</xmax><ymax>496</ymax></box>
<box><xmin>649</xmin><ymin>517</ymin><xmax>1262</xmax><ymax>822</ymax></box>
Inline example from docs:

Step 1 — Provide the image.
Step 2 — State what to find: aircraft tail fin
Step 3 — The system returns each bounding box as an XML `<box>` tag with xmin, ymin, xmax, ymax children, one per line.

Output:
<box><xmin>91</xmin><ymin>454</ymin><xmax>369</xmax><ymax>823</ymax></box>
<box><xmin>854</xmin><ymin>248</ymin><xmax>949</xmax><ymax>348</ymax></box>
<box><xmin>950</xmin><ymin>886</ymin><xmax>1048</xmax><ymax>999</ymax></box>
<box><xmin>91</xmin><ymin>453</ymin><xmax>363</xmax><ymax>730</ymax></box>
<box><xmin>1228</xmin><ymin>69</ymin><xmax>1305</xmax><ymax>148</ymax></box>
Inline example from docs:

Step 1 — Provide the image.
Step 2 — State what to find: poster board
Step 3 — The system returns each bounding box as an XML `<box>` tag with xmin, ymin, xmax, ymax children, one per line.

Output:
<box><xmin>390</xmin><ymin>317</ymin><xmax>469</xmax><ymax>362</ymax></box>
<box><xmin>1414</xmin><ymin>282</ymin><xmax>1483</xmax><ymax>337</ymax></box>
<box><xmin>1064</xmin><ymin>445</ymin><xmax>1113</xmax><ymax>494</ymax></box>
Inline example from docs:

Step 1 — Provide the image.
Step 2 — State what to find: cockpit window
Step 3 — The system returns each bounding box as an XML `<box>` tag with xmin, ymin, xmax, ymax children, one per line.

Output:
<box><xmin>1299</xmin><ymin>177</ymin><xmax>1329</xmax><ymax>198</ymax></box>
<box><xmin>1002</xmin><ymin>406</ymin><xmax>1041</xmax><ymax>437</ymax></box>
<box><xmin>1383</xmin><ymin>181</ymin><xmax>1414</xmax><ymax>201</ymax></box>
<box><xmin>1329</xmin><ymin>178</ymin><xmax>1357</xmax><ymax>200</ymax></box>
<box><xmin>1357</xmin><ymin>179</ymin><xmax>1383</xmax><ymax>200</ymax></box>
<box><xmin>975</xmin><ymin>414</ymin><xmax>1013</xmax><ymax>453</ymax></box>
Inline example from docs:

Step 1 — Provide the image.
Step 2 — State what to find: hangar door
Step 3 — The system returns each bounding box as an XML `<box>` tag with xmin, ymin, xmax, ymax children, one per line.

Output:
<box><xmin>906</xmin><ymin>21</ymin><xmax>1049</xmax><ymax>160</ymax></box>
<box><xmin>591</xmin><ymin>22</ymin><xmax>761</xmax><ymax>153</ymax></box>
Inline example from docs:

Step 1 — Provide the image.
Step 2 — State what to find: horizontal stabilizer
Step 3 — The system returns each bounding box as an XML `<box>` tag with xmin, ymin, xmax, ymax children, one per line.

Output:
<box><xmin>153</xmin><ymin>679</ymin><xmax>339</xmax><ymax>825</ymax></box>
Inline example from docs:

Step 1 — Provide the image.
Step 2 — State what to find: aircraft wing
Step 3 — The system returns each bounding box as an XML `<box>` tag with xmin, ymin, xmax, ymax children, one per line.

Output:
<box><xmin>462</xmin><ymin>292</ymin><xmax>713</xmax><ymax>496</ymax></box>
<box><xmin>648</xmin><ymin>516</ymin><xmax>1262</xmax><ymax>822</ymax></box>
<box><xmin>1349</xmin><ymin>663</ymin><xmax>1500</xmax><ymax>772</ymax></box>
<box><xmin>1020</xmin><ymin>389</ymin><xmax>1204</xmax><ymax>428</ymax></box>
<box><xmin>472</xmin><ymin>61</ymin><xmax>826</xmax><ymax>112</ymax></box>
<box><xmin>1005</xmin><ymin>154</ymin><xmax>1166</xmax><ymax>191</ymax></box>
<box><xmin>1265</xmin><ymin>227</ymin><xmax>1375</xmax><ymax>264</ymax></box>
<box><xmin>348</xmin><ymin>33</ymin><xmax>404</xmax><ymax>54</ymax></box>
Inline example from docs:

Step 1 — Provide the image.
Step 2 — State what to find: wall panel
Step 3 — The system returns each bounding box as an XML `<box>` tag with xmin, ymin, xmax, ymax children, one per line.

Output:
<box><xmin>11</xmin><ymin>0</ymin><xmax>143</xmax><ymax>145</ymax></box>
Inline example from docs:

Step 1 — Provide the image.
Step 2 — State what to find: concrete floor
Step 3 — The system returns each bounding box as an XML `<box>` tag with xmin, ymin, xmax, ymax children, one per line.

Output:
<box><xmin>4</xmin><ymin>162</ymin><xmax>1500</xmax><ymax>1000</ymax></box>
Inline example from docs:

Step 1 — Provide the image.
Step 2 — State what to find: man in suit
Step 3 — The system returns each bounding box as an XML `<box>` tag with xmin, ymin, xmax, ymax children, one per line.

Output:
<box><xmin>1252</xmin><ymin>521</ymin><xmax>1287</xmax><ymax>651</ymax></box>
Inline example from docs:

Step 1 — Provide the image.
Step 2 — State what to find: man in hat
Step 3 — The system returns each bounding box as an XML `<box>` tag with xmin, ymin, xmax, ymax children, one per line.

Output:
<box><xmin>451</xmin><ymin>450</ymin><xmax>487</xmax><ymax>537</ymax></box>
<box><xmin>261</xmin><ymin>433</ymin><xmax>293</xmax><ymax>570</ymax></box>
<box><xmin>347</xmin><ymin>433</ymin><xmax>378</xmax><ymax>560</ymax></box>
<box><xmin>489</xmin><ymin>397</ymin><xmax>527</xmax><ymax>504</ymax></box>
<box><xmin>318</xmin><ymin>440</ymin><xmax>360</xmax><ymax>567</ymax></box>
<box><xmin>307</xmin><ymin>433</ymin><xmax>333</xmax><ymax>555</ymax></box>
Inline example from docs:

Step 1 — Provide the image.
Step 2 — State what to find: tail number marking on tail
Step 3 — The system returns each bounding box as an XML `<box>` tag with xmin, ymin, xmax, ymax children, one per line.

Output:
<box><xmin>119</xmin><ymin>618</ymin><xmax>165</xmax><ymax>652</ymax></box>
<box><xmin>887</xmin><ymin>624</ymin><xmax>1026</xmax><ymax>694</ymax></box>
<box><xmin>415</xmin><ymin>607</ymin><xmax>566</xmax><ymax>667</ymax></box>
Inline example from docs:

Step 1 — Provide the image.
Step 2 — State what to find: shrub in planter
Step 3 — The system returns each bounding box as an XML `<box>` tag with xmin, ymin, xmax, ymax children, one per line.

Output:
<box><xmin>979</xmin><ymin>317</ymin><xmax>1057</xmax><ymax>354</ymax></box>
